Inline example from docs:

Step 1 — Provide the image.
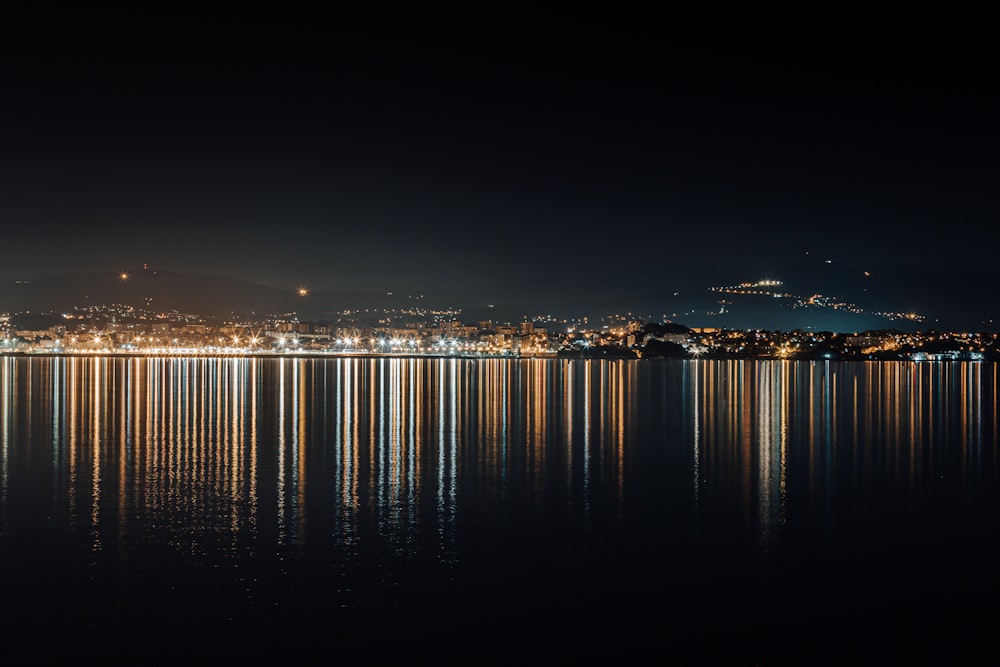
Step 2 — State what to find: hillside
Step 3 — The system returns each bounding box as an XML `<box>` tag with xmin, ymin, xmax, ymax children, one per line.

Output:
<box><xmin>2</xmin><ymin>259</ymin><xmax>998</xmax><ymax>333</ymax></box>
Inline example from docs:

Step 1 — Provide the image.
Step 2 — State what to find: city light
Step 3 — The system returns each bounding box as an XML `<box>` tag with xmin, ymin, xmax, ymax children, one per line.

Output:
<box><xmin>1</xmin><ymin>297</ymin><xmax>995</xmax><ymax>360</ymax></box>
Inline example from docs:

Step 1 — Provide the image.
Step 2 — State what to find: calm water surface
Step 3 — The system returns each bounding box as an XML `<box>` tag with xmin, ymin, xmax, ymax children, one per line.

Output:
<box><xmin>1</xmin><ymin>356</ymin><xmax>998</xmax><ymax>663</ymax></box>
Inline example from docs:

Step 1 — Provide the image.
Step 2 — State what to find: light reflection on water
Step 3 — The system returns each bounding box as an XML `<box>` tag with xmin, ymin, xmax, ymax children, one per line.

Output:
<box><xmin>0</xmin><ymin>356</ymin><xmax>997</xmax><ymax>661</ymax></box>
<box><xmin>6</xmin><ymin>359</ymin><xmax>634</xmax><ymax>553</ymax></box>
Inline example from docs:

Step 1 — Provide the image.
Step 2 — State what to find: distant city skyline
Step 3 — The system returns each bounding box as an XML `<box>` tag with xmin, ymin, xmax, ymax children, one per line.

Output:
<box><xmin>5</xmin><ymin>291</ymin><xmax>998</xmax><ymax>362</ymax></box>
<box><xmin>2</xmin><ymin>253</ymin><xmax>998</xmax><ymax>334</ymax></box>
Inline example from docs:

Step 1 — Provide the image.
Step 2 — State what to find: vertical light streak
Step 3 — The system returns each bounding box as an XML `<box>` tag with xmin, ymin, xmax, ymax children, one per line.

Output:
<box><xmin>908</xmin><ymin>361</ymin><xmax>919</xmax><ymax>498</ymax></box>
<box><xmin>757</xmin><ymin>360</ymin><xmax>774</xmax><ymax>554</ymax></box>
<box><xmin>993</xmin><ymin>365</ymin><xmax>998</xmax><ymax>479</ymax></box>
<box><xmin>437</xmin><ymin>358</ymin><xmax>445</xmax><ymax>523</ymax></box>
<box><xmin>564</xmin><ymin>359</ymin><xmax>574</xmax><ymax>522</ymax></box>
<box><xmin>52</xmin><ymin>358</ymin><xmax>61</xmax><ymax>470</ymax></box>
<box><xmin>150</xmin><ymin>358</ymin><xmax>162</xmax><ymax>525</ymax></box>
<box><xmin>583</xmin><ymin>359</ymin><xmax>594</xmax><ymax>509</ymax></box>
<box><xmin>691</xmin><ymin>359</ymin><xmax>700</xmax><ymax>518</ymax></box>
<box><xmin>852</xmin><ymin>372</ymin><xmax>860</xmax><ymax>481</ymax></box>
<box><xmin>277</xmin><ymin>358</ymin><xmax>286</xmax><ymax>545</ymax></box>
<box><xmin>930</xmin><ymin>363</ymin><xmax>942</xmax><ymax>466</ymax></box>
<box><xmin>146</xmin><ymin>357</ymin><xmax>158</xmax><ymax>516</ymax></box>
<box><xmin>914</xmin><ymin>362</ymin><xmax>924</xmax><ymax>490</ymax></box>
<box><xmin>365</xmin><ymin>358</ymin><xmax>376</xmax><ymax>506</ymax></box>
<box><xmin>740</xmin><ymin>362</ymin><xmax>752</xmax><ymax>524</ymax></box>
<box><xmin>198</xmin><ymin>359</ymin><xmax>208</xmax><ymax>490</ymax></box>
<box><xmin>378</xmin><ymin>358</ymin><xmax>387</xmax><ymax>516</ymax></box>
<box><xmin>501</xmin><ymin>358</ymin><xmax>510</xmax><ymax>492</ymax></box>
<box><xmin>0</xmin><ymin>357</ymin><xmax>11</xmax><ymax>532</ymax></box>
<box><xmin>807</xmin><ymin>361</ymin><xmax>816</xmax><ymax>502</ymax></box>
<box><xmin>535</xmin><ymin>359</ymin><xmax>547</xmax><ymax>482</ymax></box>
<box><xmin>219</xmin><ymin>359</ymin><xmax>229</xmax><ymax>486</ymax></box>
<box><xmin>179</xmin><ymin>359</ymin><xmax>190</xmax><ymax>511</ymax></box>
<box><xmin>616</xmin><ymin>361</ymin><xmax>625</xmax><ymax>516</ymax></box>
<box><xmin>779</xmin><ymin>360</ymin><xmax>788</xmax><ymax>526</ymax></box>
<box><xmin>408</xmin><ymin>358</ymin><xmax>418</xmax><ymax>525</ymax></box>
<box><xmin>704</xmin><ymin>360</ymin><xmax>717</xmax><ymax>482</ymax></box>
<box><xmin>24</xmin><ymin>358</ymin><xmax>35</xmax><ymax>430</ymax></box>
<box><xmin>389</xmin><ymin>359</ymin><xmax>401</xmax><ymax>514</ymax></box>
<box><xmin>167</xmin><ymin>359</ymin><xmax>179</xmax><ymax>509</ymax></box>
<box><xmin>338</xmin><ymin>357</ymin><xmax>360</xmax><ymax>521</ymax></box>
<box><xmin>188</xmin><ymin>358</ymin><xmax>197</xmax><ymax>477</ymax></box>
<box><xmin>213</xmin><ymin>358</ymin><xmax>222</xmax><ymax>489</ymax></box>
<box><xmin>68</xmin><ymin>357</ymin><xmax>80</xmax><ymax>525</ymax></box>
<box><xmin>168</xmin><ymin>359</ymin><xmax>178</xmax><ymax>503</ymax></box>
<box><xmin>119</xmin><ymin>358</ymin><xmax>129</xmax><ymax>541</ymax></box>
<box><xmin>351</xmin><ymin>359</ymin><xmax>360</xmax><ymax>512</ymax></box>
<box><xmin>131</xmin><ymin>358</ymin><xmax>143</xmax><ymax>533</ymax></box>
<box><xmin>434</xmin><ymin>357</ymin><xmax>459</xmax><ymax>556</ymax></box>
<box><xmin>230</xmin><ymin>359</ymin><xmax>242</xmax><ymax>534</ymax></box>
<box><xmin>822</xmin><ymin>360</ymin><xmax>834</xmax><ymax>516</ymax></box>
<box><xmin>446</xmin><ymin>358</ymin><xmax>458</xmax><ymax>549</ymax></box>
<box><xmin>91</xmin><ymin>357</ymin><xmax>102</xmax><ymax>554</ymax></box>
<box><xmin>598</xmin><ymin>360</ymin><xmax>607</xmax><ymax>499</ymax></box>
<box><xmin>249</xmin><ymin>357</ymin><xmax>259</xmax><ymax>538</ymax></box>
<box><xmin>334</xmin><ymin>359</ymin><xmax>344</xmax><ymax>508</ymax></box>
<box><xmin>296</xmin><ymin>358</ymin><xmax>306</xmax><ymax>542</ymax></box>
<box><xmin>226</xmin><ymin>359</ymin><xmax>239</xmax><ymax>537</ymax></box>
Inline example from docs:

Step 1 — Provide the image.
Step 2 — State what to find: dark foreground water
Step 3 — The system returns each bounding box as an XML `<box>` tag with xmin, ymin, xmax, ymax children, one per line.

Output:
<box><xmin>1</xmin><ymin>356</ymin><xmax>998</xmax><ymax>663</ymax></box>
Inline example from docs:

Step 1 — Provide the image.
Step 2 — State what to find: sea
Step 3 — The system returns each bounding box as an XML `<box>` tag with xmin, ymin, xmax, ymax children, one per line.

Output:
<box><xmin>1</xmin><ymin>355</ymin><xmax>997</xmax><ymax>664</ymax></box>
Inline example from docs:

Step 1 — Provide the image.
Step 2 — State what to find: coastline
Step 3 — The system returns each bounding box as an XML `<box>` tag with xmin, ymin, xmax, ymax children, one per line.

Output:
<box><xmin>1</xmin><ymin>350</ymin><xmax>995</xmax><ymax>362</ymax></box>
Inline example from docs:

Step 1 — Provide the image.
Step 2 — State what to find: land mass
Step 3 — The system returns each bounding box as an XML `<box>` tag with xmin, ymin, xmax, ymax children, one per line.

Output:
<box><xmin>2</xmin><ymin>255</ymin><xmax>997</xmax><ymax>333</ymax></box>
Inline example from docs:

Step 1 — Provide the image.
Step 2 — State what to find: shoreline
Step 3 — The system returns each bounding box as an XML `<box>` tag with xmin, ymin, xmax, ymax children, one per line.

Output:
<box><xmin>0</xmin><ymin>351</ymin><xmax>994</xmax><ymax>363</ymax></box>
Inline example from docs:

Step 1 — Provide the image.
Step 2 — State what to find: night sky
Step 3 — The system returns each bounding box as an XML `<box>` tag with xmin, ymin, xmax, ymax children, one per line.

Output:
<box><xmin>1</xmin><ymin>8</ymin><xmax>995</xmax><ymax>303</ymax></box>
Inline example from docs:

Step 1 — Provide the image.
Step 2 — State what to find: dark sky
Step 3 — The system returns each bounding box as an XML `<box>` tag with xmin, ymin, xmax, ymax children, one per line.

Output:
<box><xmin>1</xmin><ymin>7</ymin><xmax>996</xmax><ymax>296</ymax></box>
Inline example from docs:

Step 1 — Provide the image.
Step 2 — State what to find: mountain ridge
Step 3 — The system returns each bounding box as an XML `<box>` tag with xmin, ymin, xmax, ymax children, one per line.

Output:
<box><xmin>2</xmin><ymin>259</ymin><xmax>997</xmax><ymax>332</ymax></box>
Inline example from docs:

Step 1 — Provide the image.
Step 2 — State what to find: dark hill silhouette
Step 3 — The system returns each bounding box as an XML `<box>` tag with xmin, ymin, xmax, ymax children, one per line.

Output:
<box><xmin>2</xmin><ymin>260</ymin><xmax>997</xmax><ymax>333</ymax></box>
<box><xmin>0</xmin><ymin>269</ymin><xmax>395</xmax><ymax>320</ymax></box>
<box><xmin>764</xmin><ymin>255</ymin><xmax>1000</xmax><ymax>332</ymax></box>
<box><xmin>642</xmin><ymin>321</ymin><xmax>692</xmax><ymax>336</ymax></box>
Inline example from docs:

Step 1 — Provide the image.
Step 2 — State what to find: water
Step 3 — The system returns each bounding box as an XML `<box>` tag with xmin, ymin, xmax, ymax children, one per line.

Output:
<box><xmin>1</xmin><ymin>356</ymin><xmax>997</xmax><ymax>663</ymax></box>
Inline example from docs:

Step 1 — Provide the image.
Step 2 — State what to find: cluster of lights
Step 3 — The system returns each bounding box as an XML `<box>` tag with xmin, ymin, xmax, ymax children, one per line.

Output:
<box><xmin>710</xmin><ymin>278</ymin><xmax>925</xmax><ymax>322</ymax></box>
